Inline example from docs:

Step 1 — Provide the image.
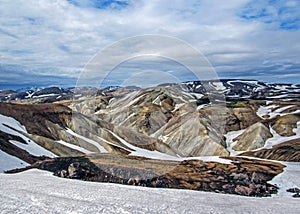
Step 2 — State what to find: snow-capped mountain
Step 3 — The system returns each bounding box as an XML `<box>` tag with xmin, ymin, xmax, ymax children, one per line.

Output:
<box><xmin>182</xmin><ymin>79</ymin><xmax>300</xmax><ymax>100</ymax></box>
<box><xmin>0</xmin><ymin>87</ymin><xmax>73</xmax><ymax>102</ymax></box>
<box><xmin>1</xmin><ymin>79</ymin><xmax>300</xmax><ymax>103</ymax></box>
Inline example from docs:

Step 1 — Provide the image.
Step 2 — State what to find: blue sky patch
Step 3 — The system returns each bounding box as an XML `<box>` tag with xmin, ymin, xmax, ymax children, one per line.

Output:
<box><xmin>280</xmin><ymin>18</ymin><xmax>300</xmax><ymax>30</ymax></box>
<box><xmin>240</xmin><ymin>0</ymin><xmax>300</xmax><ymax>30</ymax></box>
<box><xmin>67</xmin><ymin>0</ymin><xmax>128</xmax><ymax>10</ymax></box>
<box><xmin>23</xmin><ymin>17</ymin><xmax>43</xmax><ymax>26</ymax></box>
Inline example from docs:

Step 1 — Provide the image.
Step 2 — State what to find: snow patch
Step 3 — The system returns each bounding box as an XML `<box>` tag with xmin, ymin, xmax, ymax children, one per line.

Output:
<box><xmin>197</xmin><ymin>104</ymin><xmax>208</xmax><ymax>110</ymax></box>
<box><xmin>56</xmin><ymin>140</ymin><xmax>93</xmax><ymax>154</ymax></box>
<box><xmin>0</xmin><ymin>114</ymin><xmax>56</xmax><ymax>158</ymax></box>
<box><xmin>224</xmin><ymin>129</ymin><xmax>245</xmax><ymax>156</ymax></box>
<box><xmin>171</xmin><ymin>94</ymin><xmax>189</xmax><ymax>103</ymax></box>
<box><xmin>66</xmin><ymin>129</ymin><xmax>107</xmax><ymax>153</ymax></box>
<box><xmin>107</xmin><ymin>129</ymin><xmax>180</xmax><ymax>161</ymax></box>
<box><xmin>256</xmin><ymin>104</ymin><xmax>279</xmax><ymax>118</ymax></box>
<box><xmin>257</xmin><ymin>104</ymin><xmax>297</xmax><ymax>119</ymax></box>
<box><xmin>270</xmin><ymin>162</ymin><xmax>300</xmax><ymax>198</ymax></box>
<box><xmin>158</xmin><ymin>135</ymin><xmax>169</xmax><ymax>143</ymax></box>
<box><xmin>264</xmin><ymin>123</ymin><xmax>300</xmax><ymax>149</ymax></box>
<box><xmin>184</xmin><ymin>156</ymin><xmax>232</xmax><ymax>164</ymax></box>
<box><xmin>210</xmin><ymin>82</ymin><xmax>226</xmax><ymax>91</ymax></box>
<box><xmin>190</xmin><ymin>93</ymin><xmax>204</xmax><ymax>99</ymax></box>
<box><xmin>267</xmin><ymin>94</ymin><xmax>289</xmax><ymax>99</ymax></box>
<box><xmin>0</xmin><ymin>114</ymin><xmax>27</xmax><ymax>133</ymax></box>
<box><xmin>152</xmin><ymin>95</ymin><xmax>162</xmax><ymax>106</ymax></box>
<box><xmin>25</xmin><ymin>91</ymin><xmax>35</xmax><ymax>99</ymax></box>
<box><xmin>107</xmin><ymin>130</ymin><xmax>234</xmax><ymax>164</ymax></box>
<box><xmin>0</xmin><ymin>150</ymin><xmax>29</xmax><ymax>173</ymax></box>
<box><xmin>172</xmin><ymin>103</ymin><xmax>185</xmax><ymax>112</ymax></box>
<box><xmin>9</xmin><ymin>140</ymin><xmax>56</xmax><ymax>158</ymax></box>
<box><xmin>32</xmin><ymin>93</ymin><xmax>59</xmax><ymax>98</ymax></box>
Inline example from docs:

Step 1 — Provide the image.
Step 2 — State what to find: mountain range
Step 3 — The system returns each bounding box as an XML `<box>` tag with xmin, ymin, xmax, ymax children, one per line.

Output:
<box><xmin>0</xmin><ymin>79</ymin><xmax>299</xmax><ymax>197</ymax></box>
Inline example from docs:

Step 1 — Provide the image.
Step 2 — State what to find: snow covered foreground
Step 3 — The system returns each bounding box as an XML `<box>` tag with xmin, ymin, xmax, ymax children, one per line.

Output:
<box><xmin>0</xmin><ymin>169</ymin><xmax>299</xmax><ymax>214</ymax></box>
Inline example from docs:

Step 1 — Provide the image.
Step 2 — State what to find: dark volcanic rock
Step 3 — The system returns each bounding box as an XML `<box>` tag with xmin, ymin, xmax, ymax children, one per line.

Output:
<box><xmin>32</xmin><ymin>87</ymin><xmax>71</xmax><ymax>97</ymax></box>
<box><xmin>293</xmin><ymin>193</ymin><xmax>300</xmax><ymax>198</ymax></box>
<box><xmin>162</xmin><ymin>156</ymin><xmax>283</xmax><ymax>197</ymax></box>
<box><xmin>13</xmin><ymin>154</ymin><xmax>285</xmax><ymax>197</ymax></box>
<box><xmin>286</xmin><ymin>187</ymin><xmax>300</xmax><ymax>193</ymax></box>
<box><xmin>287</xmin><ymin>188</ymin><xmax>300</xmax><ymax>198</ymax></box>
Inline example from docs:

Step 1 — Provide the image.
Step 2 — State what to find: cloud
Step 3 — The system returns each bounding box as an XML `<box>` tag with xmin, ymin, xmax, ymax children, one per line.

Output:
<box><xmin>240</xmin><ymin>0</ymin><xmax>300</xmax><ymax>30</ymax></box>
<box><xmin>0</xmin><ymin>0</ymin><xmax>299</xmax><ymax>90</ymax></box>
<box><xmin>100</xmin><ymin>56</ymin><xmax>198</xmax><ymax>88</ymax></box>
<box><xmin>0</xmin><ymin>64</ymin><xmax>76</xmax><ymax>90</ymax></box>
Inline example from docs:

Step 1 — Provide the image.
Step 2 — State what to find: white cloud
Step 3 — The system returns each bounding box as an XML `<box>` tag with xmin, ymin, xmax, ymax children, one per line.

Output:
<box><xmin>0</xmin><ymin>0</ymin><xmax>299</xmax><ymax>89</ymax></box>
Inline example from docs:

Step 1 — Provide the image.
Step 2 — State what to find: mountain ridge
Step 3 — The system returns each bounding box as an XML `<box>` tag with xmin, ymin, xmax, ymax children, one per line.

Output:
<box><xmin>0</xmin><ymin>79</ymin><xmax>299</xmax><ymax>196</ymax></box>
<box><xmin>1</xmin><ymin>79</ymin><xmax>300</xmax><ymax>103</ymax></box>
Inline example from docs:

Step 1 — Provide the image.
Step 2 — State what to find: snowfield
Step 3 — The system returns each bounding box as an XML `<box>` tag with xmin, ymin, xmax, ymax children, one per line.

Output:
<box><xmin>0</xmin><ymin>150</ymin><xmax>28</xmax><ymax>173</ymax></box>
<box><xmin>270</xmin><ymin>162</ymin><xmax>300</xmax><ymax>198</ymax></box>
<box><xmin>0</xmin><ymin>113</ymin><xmax>57</xmax><ymax>168</ymax></box>
<box><xmin>0</xmin><ymin>169</ymin><xmax>299</xmax><ymax>214</ymax></box>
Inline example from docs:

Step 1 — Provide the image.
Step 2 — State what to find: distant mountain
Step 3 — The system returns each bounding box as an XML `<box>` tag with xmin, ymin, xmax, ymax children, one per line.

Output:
<box><xmin>0</xmin><ymin>90</ymin><xmax>17</xmax><ymax>96</ymax></box>
<box><xmin>0</xmin><ymin>87</ymin><xmax>73</xmax><ymax>103</ymax></box>
<box><xmin>182</xmin><ymin>79</ymin><xmax>300</xmax><ymax>100</ymax></box>
<box><xmin>1</xmin><ymin>79</ymin><xmax>299</xmax><ymax>103</ymax></box>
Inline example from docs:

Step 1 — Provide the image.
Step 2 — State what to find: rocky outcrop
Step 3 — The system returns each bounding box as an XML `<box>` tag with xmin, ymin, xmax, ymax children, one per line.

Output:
<box><xmin>272</xmin><ymin>114</ymin><xmax>300</xmax><ymax>137</ymax></box>
<box><xmin>225</xmin><ymin>105</ymin><xmax>261</xmax><ymax>133</ymax></box>
<box><xmin>160</xmin><ymin>111</ymin><xmax>228</xmax><ymax>156</ymax></box>
<box><xmin>13</xmin><ymin>154</ymin><xmax>284</xmax><ymax>197</ymax></box>
<box><xmin>234</xmin><ymin>108</ymin><xmax>261</xmax><ymax>130</ymax></box>
<box><xmin>233</xmin><ymin>122</ymin><xmax>272</xmax><ymax>151</ymax></box>
<box><xmin>0</xmin><ymin>102</ymin><xmax>72</xmax><ymax>140</ymax></box>
<box><xmin>287</xmin><ymin>188</ymin><xmax>300</xmax><ymax>198</ymax></box>
<box><xmin>241</xmin><ymin>138</ymin><xmax>300</xmax><ymax>162</ymax></box>
<box><xmin>164</xmin><ymin>156</ymin><xmax>283</xmax><ymax>196</ymax></box>
<box><xmin>69</xmin><ymin>96</ymin><xmax>112</xmax><ymax>115</ymax></box>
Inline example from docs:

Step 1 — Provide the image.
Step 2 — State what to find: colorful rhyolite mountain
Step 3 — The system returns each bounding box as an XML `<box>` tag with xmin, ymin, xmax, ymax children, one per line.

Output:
<box><xmin>0</xmin><ymin>79</ymin><xmax>299</xmax><ymax>197</ymax></box>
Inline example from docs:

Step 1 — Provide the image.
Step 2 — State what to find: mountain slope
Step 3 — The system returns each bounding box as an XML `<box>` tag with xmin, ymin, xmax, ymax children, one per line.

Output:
<box><xmin>0</xmin><ymin>79</ymin><xmax>300</xmax><ymax>195</ymax></box>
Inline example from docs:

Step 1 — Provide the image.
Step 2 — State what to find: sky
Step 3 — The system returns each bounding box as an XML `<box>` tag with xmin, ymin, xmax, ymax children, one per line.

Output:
<box><xmin>0</xmin><ymin>0</ymin><xmax>300</xmax><ymax>90</ymax></box>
